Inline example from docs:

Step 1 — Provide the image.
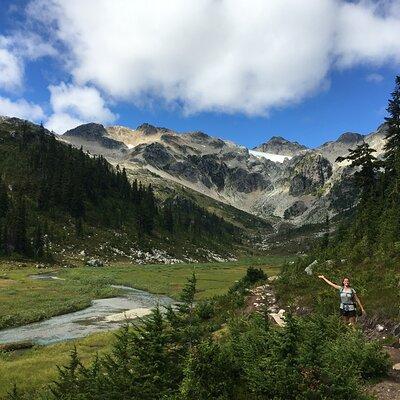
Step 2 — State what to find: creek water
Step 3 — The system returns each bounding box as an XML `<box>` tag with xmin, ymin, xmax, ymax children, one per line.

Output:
<box><xmin>0</xmin><ymin>283</ymin><xmax>175</xmax><ymax>346</ymax></box>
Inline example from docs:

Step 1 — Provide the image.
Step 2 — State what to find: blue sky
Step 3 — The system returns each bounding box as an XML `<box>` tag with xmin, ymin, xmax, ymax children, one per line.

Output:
<box><xmin>0</xmin><ymin>0</ymin><xmax>399</xmax><ymax>149</ymax></box>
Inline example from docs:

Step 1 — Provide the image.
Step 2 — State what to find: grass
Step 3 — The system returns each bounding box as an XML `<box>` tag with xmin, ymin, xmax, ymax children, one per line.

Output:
<box><xmin>0</xmin><ymin>255</ymin><xmax>289</xmax><ymax>330</ymax></box>
<box><xmin>276</xmin><ymin>257</ymin><xmax>400</xmax><ymax>321</ymax></box>
<box><xmin>0</xmin><ymin>264</ymin><xmax>121</xmax><ymax>330</ymax></box>
<box><xmin>0</xmin><ymin>255</ymin><xmax>291</xmax><ymax>398</ymax></box>
<box><xmin>0</xmin><ymin>331</ymin><xmax>115</xmax><ymax>398</ymax></box>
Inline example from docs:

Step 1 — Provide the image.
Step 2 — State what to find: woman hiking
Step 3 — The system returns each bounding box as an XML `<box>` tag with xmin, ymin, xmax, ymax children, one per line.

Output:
<box><xmin>318</xmin><ymin>275</ymin><xmax>365</xmax><ymax>325</ymax></box>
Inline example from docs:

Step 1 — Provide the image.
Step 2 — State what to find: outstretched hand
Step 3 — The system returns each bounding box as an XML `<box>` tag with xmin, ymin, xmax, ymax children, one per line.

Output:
<box><xmin>318</xmin><ymin>275</ymin><xmax>325</xmax><ymax>279</ymax></box>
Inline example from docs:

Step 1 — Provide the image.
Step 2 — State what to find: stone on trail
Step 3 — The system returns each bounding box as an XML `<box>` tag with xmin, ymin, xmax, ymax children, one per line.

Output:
<box><xmin>376</xmin><ymin>324</ymin><xmax>385</xmax><ymax>332</ymax></box>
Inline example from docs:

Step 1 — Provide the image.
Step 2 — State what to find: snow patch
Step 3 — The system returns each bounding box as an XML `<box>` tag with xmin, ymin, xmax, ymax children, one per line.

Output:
<box><xmin>249</xmin><ymin>150</ymin><xmax>291</xmax><ymax>163</ymax></box>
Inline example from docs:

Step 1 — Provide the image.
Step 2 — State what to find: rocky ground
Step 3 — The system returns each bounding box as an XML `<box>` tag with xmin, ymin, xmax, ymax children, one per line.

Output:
<box><xmin>245</xmin><ymin>279</ymin><xmax>400</xmax><ymax>399</ymax></box>
<box><xmin>367</xmin><ymin>346</ymin><xmax>400</xmax><ymax>400</ymax></box>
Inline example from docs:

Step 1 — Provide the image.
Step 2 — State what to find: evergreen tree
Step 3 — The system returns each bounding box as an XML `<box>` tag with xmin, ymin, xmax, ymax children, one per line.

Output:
<box><xmin>0</xmin><ymin>179</ymin><xmax>9</xmax><ymax>218</ymax></box>
<box><xmin>163</xmin><ymin>205</ymin><xmax>174</xmax><ymax>233</ymax></box>
<box><xmin>50</xmin><ymin>347</ymin><xmax>85</xmax><ymax>399</ymax></box>
<box><xmin>33</xmin><ymin>223</ymin><xmax>45</xmax><ymax>259</ymax></box>
<box><xmin>383</xmin><ymin>75</ymin><xmax>400</xmax><ymax>175</ymax></box>
<box><xmin>336</xmin><ymin>143</ymin><xmax>381</xmax><ymax>202</ymax></box>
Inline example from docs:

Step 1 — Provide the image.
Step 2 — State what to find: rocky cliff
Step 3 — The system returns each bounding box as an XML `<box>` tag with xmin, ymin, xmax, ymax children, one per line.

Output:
<box><xmin>59</xmin><ymin>121</ymin><xmax>388</xmax><ymax>228</ymax></box>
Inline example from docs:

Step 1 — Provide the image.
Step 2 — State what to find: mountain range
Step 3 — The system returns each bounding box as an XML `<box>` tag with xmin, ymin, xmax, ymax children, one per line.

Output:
<box><xmin>59</xmin><ymin>121</ymin><xmax>388</xmax><ymax>229</ymax></box>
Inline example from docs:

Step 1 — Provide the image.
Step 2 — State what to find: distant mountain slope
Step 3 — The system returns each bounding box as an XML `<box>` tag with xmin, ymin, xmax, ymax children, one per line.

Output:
<box><xmin>0</xmin><ymin>117</ymin><xmax>243</xmax><ymax>263</ymax></box>
<box><xmin>59</xmin><ymin>121</ymin><xmax>387</xmax><ymax>228</ymax></box>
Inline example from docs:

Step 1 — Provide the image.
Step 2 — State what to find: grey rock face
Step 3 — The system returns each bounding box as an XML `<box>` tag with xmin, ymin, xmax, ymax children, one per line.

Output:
<box><xmin>287</xmin><ymin>153</ymin><xmax>332</xmax><ymax>196</ymax></box>
<box><xmin>64</xmin><ymin>123</ymin><xmax>124</xmax><ymax>150</ymax></box>
<box><xmin>136</xmin><ymin>123</ymin><xmax>171</xmax><ymax>135</ymax></box>
<box><xmin>284</xmin><ymin>201</ymin><xmax>308</xmax><ymax>219</ymax></box>
<box><xmin>188</xmin><ymin>155</ymin><xmax>228</xmax><ymax>190</ymax></box>
<box><xmin>328</xmin><ymin>167</ymin><xmax>358</xmax><ymax>212</ymax></box>
<box><xmin>57</xmin><ymin>119</ymin><xmax>388</xmax><ymax>228</ymax></box>
<box><xmin>336</xmin><ymin>132</ymin><xmax>364</xmax><ymax>144</ymax></box>
<box><xmin>228</xmin><ymin>168</ymin><xmax>272</xmax><ymax>193</ymax></box>
<box><xmin>254</xmin><ymin>136</ymin><xmax>307</xmax><ymax>156</ymax></box>
<box><xmin>64</xmin><ymin>123</ymin><xmax>107</xmax><ymax>139</ymax></box>
<box><xmin>141</xmin><ymin>142</ymin><xmax>175</xmax><ymax>168</ymax></box>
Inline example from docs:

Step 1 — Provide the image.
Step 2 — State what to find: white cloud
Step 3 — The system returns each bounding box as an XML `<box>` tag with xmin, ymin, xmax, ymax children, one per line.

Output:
<box><xmin>46</xmin><ymin>82</ymin><xmax>116</xmax><ymax>133</ymax></box>
<box><xmin>0</xmin><ymin>96</ymin><xmax>45</xmax><ymax>121</ymax></box>
<box><xmin>45</xmin><ymin>112</ymin><xmax>84</xmax><ymax>134</ymax></box>
<box><xmin>0</xmin><ymin>47</ymin><xmax>23</xmax><ymax>90</ymax></box>
<box><xmin>0</xmin><ymin>32</ymin><xmax>55</xmax><ymax>92</ymax></box>
<box><xmin>25</xmin><ymin>0</ymin><xmax>400</xmax><ymax>116</ymax></box>
<box><xmin>335</xmin><ymin>1</ymin><xmax>400</xmax><ymax>67</ymax></box>
<box><xmin>366</xmin><ymin>73</ymin><xmax>384</xmax><ymax>83</ymax></box>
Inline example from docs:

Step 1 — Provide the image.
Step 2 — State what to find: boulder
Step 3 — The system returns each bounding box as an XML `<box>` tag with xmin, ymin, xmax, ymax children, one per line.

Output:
<box><xmin>86</xmin><ymin>259</ymin><xmax>104</xmax><ymax>268</ymax></box>
<box><xmin>305</xmin><ymin>260</ymin><xmax>318</xmax><ymax>275</ymax></box>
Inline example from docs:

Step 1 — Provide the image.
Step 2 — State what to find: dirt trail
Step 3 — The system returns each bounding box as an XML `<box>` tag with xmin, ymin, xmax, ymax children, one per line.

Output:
<box><xmin>245</xmin><ymin>280</ymin><xmax>400</xmax><ymax>399</ymax></box>
<box><xmin>368</xmin><ymin>346</ymin><xmax>400</xmax><ymax>400</ymax></box>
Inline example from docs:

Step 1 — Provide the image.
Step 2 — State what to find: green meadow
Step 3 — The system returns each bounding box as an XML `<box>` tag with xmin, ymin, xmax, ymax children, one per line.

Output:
<box><xmin>0</xmin><ymin>256</ymin><xmax>290</xmax><ymax>398</ymax></box>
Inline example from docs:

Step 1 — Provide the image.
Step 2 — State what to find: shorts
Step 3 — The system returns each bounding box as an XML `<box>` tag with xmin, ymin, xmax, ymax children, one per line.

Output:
<box><xmin>340</xmin><ymin>308</ymin><xmax>356</xmax><ymax>317</ymax></box>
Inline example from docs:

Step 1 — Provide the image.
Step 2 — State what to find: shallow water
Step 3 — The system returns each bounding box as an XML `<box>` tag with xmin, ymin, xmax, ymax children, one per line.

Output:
<box><xmin>0</xmin><ymin>285</ymin><xmax>174</xmax><ymax>345</ymax></box>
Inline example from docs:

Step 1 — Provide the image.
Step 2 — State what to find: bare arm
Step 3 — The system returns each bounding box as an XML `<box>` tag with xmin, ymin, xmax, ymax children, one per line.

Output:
<box><xmin>354</xmin><ymin>293</ymin><xmax>366</xmax><ymax>315</ymax></box>
<box><xmin>318</xmin><ymin>275</ymin><xmax>341</xmax><ymax>290</ymax></box>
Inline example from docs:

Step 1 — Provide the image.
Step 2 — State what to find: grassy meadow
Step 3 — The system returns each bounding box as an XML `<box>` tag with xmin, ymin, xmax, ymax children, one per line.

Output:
<box><xmin>0</xmin><ymin>255</ymin><xmax>288</xmax><ymax>330</ymax></box>
<box><xmin>0</xmin><ymin>255</ymin><xmax>290</xmax><ymax>398</ymax></box>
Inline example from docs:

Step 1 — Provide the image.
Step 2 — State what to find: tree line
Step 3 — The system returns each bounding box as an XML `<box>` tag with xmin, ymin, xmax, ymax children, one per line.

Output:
<box><xmin>320</xmin><ymin>75</ymin><xmax>400</xmax><ymax>263</ymax></box>
<box><xmin>0</xmin><ymin>121</ymin><xmax>236</xmax><ymax>259</ymax></box>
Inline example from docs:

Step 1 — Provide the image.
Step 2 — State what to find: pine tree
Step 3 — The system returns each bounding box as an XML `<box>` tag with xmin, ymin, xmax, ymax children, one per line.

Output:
<box><xmin>33</xmin><ymin>223</ymin><xmax>45</xmax><ymax>259</ymax></box>
<box><xmin>0</xmin><ymin>179</ymin><xmax>9</xmax><ymax>218</ymax></box>
<box><xmin>336</xmin><ymin>143</ymin><xmax>381</xmax><ymax>202</ymax></box>
<box><xmin>383</xmin><ymin>75</ymin><xmax>400</xmax><ymax>175</ymax></box>
<box><xmin>50</xmin><ymin>347</ymin><xmax>85</xmax><ymax>399</ymax></box>
<box><xmin>163</xmin><ymin>205</ymin><xmax>174</xmax><ymax>233</ymax></box>
<box><xmin>13</xmin><ymin>197</ymin><xmax>29</xmax><ymax>255</ymax></box>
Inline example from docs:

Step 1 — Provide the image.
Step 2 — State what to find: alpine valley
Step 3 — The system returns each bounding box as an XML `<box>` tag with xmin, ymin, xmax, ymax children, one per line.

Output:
<box><xmin>60</xmin><ymin>120</ymin><xmax>387</xmax><ymax>228</ymax></box>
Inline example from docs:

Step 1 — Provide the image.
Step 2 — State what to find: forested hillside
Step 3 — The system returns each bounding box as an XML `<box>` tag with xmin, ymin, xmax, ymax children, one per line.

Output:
<box><xmin>277</xmin><ymin>77</ymin><xmax>400</xmax><ymax>323</ymax></box>
<box><xmin>0</xmin><ymin>118</ymin><xmax>238</xmax><ymax>261</ymax></box>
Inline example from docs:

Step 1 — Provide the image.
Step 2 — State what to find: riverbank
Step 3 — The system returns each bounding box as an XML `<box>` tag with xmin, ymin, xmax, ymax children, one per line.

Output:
<box><xmin>0</xmin><ymin>257</ymin><xmax>286</xmax><ymax>397</ymax></box>
<box><xmin>0</xmin><ymin>256</ymin><xmax>286</xmax><ymax>330</ymax></box>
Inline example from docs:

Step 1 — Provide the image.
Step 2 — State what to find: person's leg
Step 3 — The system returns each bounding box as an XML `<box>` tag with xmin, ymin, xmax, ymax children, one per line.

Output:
<box><xmin>348</xmin><ymin>316</ymin><xmax>356</xmax><ymax>326</ymax></box>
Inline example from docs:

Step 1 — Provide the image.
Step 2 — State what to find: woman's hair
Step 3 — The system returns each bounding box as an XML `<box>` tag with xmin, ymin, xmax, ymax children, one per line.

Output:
<box><xmin>342</xmin><ymin>277</ymin><xmax>350</xmax><ymax>285</ymax></box>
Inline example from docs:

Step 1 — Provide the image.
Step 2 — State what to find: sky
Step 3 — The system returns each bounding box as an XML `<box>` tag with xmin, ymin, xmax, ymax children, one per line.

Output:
<box><xmin>0</xmin><ymin>0</ymin><xmax>399</xmax><ymax>149</ymax></box>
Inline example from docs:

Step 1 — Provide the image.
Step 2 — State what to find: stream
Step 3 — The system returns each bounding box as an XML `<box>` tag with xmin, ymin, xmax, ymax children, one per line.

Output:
<box><xmin>0</xmin><ymin>279</ymin><xmax>175</xmax><ymax>346</ymax></box>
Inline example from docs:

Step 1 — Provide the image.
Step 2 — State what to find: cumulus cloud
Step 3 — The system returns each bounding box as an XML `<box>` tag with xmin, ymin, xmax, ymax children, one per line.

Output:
<box><xmin>0</xmin><ymin>32</ymin><xmax>55</xmax><ymax>91</ymax></box>
<box><xmin>46</xmin><ymin>82</ymin><xmax>116</xmax><ymax>133</ymax></box>
<box><xmin>0</xmin><ymin>96</ymin><xmax>45</xmax><ymax>121</ymax></box>
<box><xmin>45</xmin><ymin>112</ymin><xmax>85</xmax><ymax>134</ymax></box>
<box><xmin>25</xmin><ymin>0</ymin><xmax>400</xmax><ymax>115</ymax></box>
<box><xmin>0</xmin><ymin>47</ymin><xmax>22</xmax><ymax>90</ymax></box>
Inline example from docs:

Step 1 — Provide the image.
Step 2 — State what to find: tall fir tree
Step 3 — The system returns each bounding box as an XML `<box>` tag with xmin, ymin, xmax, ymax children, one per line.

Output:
<box><xmin>383</xmin><ymin>75</ymin><xmax>400</xmax><ymax>175</ymax></box>
<box><xmin>0</xmin><ymin>179</ymin><xmax>9</xmax><ymax>218</ymax></box>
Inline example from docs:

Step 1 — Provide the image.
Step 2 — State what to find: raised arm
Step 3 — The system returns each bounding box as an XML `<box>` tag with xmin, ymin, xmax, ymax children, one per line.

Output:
<box><xmin>354</xmin><ymin>293</ymin><xmax>366</xmax><ymax>315</ymax></box>
<box><xmin>318</xmin><ymin>275</ymin><xmax>341</xmax><ymax>290</ymax></box>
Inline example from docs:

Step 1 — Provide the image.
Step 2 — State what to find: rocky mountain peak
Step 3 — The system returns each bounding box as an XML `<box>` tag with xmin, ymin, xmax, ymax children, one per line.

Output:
<box><xmin>254</xmin><ymin>136</ymin><xmax>307</xmax><ymax>156</ymax></box>
<box><xmin>64</xmin><ymin>123</ymin><xmax>107</xmax><ymax>138</ymax></box>
<box><xmin>136</xmin><ymin>123</ymin><xmax>171</xmax><ymax>135</ymax></box>
<box><xmin>336</xmin><ymin>132</ymin><xmax>364</xmax><ymax>144</ymax></box>
<box><xmin>189</xmin><ymin>131</ymin><xmax>210</xmax><ymax>140</ymax></box>
<box><xmin>136</xmin><ymin>123</ymin><xmax>158</xmax><ymax>135</ymax></box>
